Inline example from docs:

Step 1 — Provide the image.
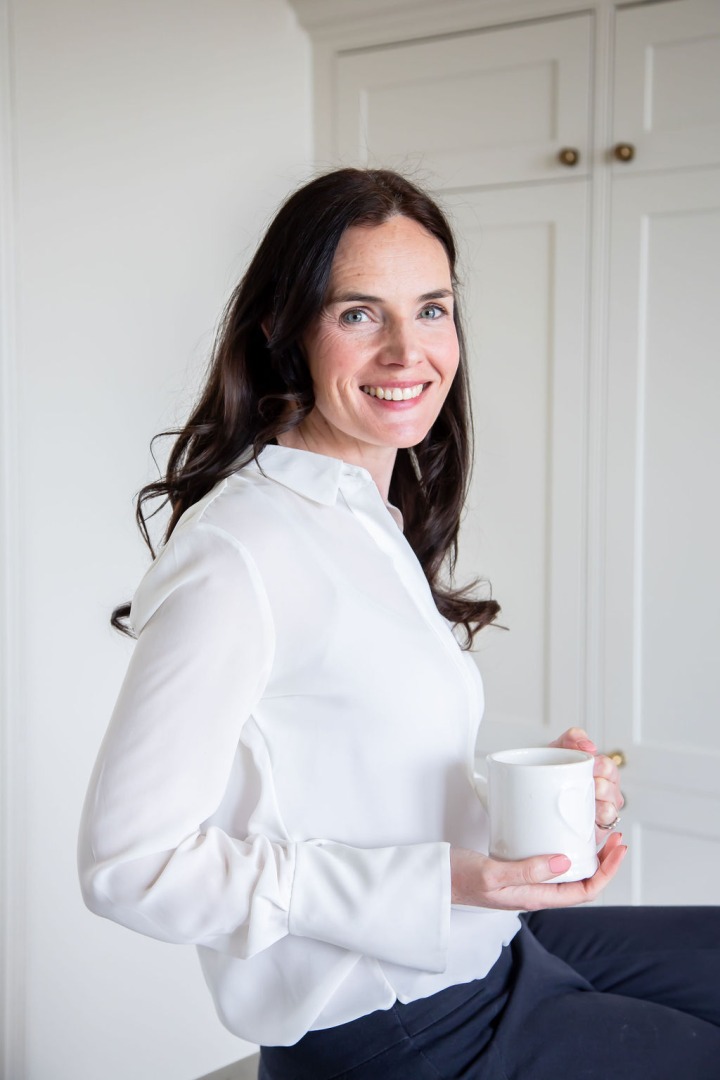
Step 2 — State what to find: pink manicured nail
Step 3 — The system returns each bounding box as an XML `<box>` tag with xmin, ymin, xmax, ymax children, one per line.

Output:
<box><xmin>577</xmin><ymin>739</ymin><xmax>595</xmax><ymax>751</ymax></box>
<box><xmin>549</xmin><ymin>855</ymin><xmax>571</xmax><ymax>873</ymax></box>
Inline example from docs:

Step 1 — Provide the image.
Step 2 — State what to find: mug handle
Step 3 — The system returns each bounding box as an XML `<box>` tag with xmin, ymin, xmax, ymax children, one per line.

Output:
<box><xmin>473</xmin><ymin>769</ymin><xmax>489</xmax><ymax>811</ymax></box>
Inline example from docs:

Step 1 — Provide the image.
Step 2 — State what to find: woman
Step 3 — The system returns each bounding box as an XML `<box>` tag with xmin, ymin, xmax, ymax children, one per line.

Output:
<box><xmin>79</xmin><ymin>169</ymin><xmax>720</xmax><ymax>1078</ymax></box>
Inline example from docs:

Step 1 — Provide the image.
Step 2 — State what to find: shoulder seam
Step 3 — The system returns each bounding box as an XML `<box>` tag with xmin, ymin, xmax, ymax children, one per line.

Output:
<box><xmin>195</xmin><ymin>475</ymin><xmax>231</xmax><ymax>522</ymax></box>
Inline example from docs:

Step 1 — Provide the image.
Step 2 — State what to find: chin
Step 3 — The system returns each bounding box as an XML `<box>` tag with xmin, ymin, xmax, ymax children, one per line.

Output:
<box><xmin>395</xmin><ymin>434</ymin><xmax>428</xmax><ymax>450</ymax></box>
<box><xmin>389</xmin><ymin>419</ymin><xmax>438</xmax><ymax>449</ymax></box>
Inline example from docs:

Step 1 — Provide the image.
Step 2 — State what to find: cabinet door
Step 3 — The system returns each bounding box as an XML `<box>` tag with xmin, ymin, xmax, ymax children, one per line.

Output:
<box><xmin>604</xmin><ymin>167</ymin><xmax>720</xmax><ymax>903</ymax></box>
<box><xmin>446</xmin><ymin>182</ymin><xmax>589</xmax><ymax>754</ymax></box>
<box><xmin>613</xmin><ymin>0</ymin><xmax>720</xmax><ymax>173</ymax></box>
<box><xmin>335</xmin><ymin>13</ymin><xmax>592</xmax><ymax>188</ymax></box>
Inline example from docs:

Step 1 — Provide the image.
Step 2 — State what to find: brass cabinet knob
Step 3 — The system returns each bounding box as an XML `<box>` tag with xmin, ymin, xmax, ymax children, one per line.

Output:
<box><xmin>607</xmin><ymin>749</ymin><xmax>627</xmax><ymax>768</ymax></box>
<box><xmin>558</xmin><ymin>147</ymin><xmax>580</xmax><ymax>167</ymax></box>
<box><xmin>613</xmin><ymin>143</ymin><xmax>635</xmax><ymax>163</ymax></box>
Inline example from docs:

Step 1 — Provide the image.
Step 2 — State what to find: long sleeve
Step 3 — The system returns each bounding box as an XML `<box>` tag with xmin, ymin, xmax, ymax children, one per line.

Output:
<box><xmin>78</xmin><ymin>517</ymin><xmax>450</xmax><ymax>971</ymax></box>
<box><xmin>78</xmin><ymin>521</ymin><xmax>295</xmax><ymax>955</ymax></box>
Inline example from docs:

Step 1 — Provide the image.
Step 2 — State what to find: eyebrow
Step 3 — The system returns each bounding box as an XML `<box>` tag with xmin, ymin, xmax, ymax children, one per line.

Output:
<box><xmin>327</xmin><ymin>288</ymin><xmax>454</xmax><ymax>305</ymax></box>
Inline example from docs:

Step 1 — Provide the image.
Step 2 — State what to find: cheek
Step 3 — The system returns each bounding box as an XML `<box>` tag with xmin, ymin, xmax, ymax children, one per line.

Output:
<box><xmin>311</xmin><ymin>342</ymin><xmax>366</xmax><ymax>397</ymax></box>
<box><xmin>437</xmin><ymin>347</ymin><xmax>461</xmax><ymax>407</ymax></box>
<box><xmin>448</xmin><ymin>346</ymin><xmax>460</xmax><ymax>374</ymax></box>
<box><xmin>441</xmin><ymin>337</ymin><xmax>461</xmax><ymax>381</ymax></box>
<box><xmin>434</xmin><ymin>321</ymin><xmax>460</xmax><ymax>369</ymax></box>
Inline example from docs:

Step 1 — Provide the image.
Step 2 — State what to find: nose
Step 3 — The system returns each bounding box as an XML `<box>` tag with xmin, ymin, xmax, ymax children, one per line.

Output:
<box><xmin>378</xmin><ymin>317</ymin><xmax>423</xmax><ymax>367</ymax></box>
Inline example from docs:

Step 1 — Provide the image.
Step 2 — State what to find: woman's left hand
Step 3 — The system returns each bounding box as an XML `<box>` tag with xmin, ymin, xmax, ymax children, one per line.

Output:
<box><xmin>549</xmin><ymin>727</ymin><xmax>625</xmax><ymax>844</ymax></box>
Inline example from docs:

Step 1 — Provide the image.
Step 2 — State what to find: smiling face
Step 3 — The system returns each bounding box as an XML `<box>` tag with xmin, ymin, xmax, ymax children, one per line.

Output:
<box><xmin>284</xmin><ymin>215</ymin><xmax>460</xmax><ymax>490</ymax></box>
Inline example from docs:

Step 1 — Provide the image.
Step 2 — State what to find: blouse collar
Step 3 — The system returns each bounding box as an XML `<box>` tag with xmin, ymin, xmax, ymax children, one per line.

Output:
<box><xmin>248</xmin><ymin>444</ymin><xmax>373</xmax><ymax>506</ymax></box>
<box><xmin>246</xmin><ymin>444</ymin><xmax>403</xmax><ymax>529</ymax></box>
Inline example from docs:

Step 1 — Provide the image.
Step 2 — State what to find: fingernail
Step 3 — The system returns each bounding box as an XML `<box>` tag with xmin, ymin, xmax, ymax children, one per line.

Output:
<box><xmin>549</xmin><ymin>855</ymin><xmax>571</xmax><ymax>873</ymax></box>
<box><xmin>577</xmin><ymin>739</ymin><xmax>595</xmax><ymax>751</ymax></box>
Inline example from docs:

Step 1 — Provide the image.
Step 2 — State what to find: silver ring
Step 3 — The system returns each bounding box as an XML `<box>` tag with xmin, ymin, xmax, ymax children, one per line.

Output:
<box><xmin>596</xmin><ymin>815</ymin><xmax>621</xmax><ymax>831</ymax></box>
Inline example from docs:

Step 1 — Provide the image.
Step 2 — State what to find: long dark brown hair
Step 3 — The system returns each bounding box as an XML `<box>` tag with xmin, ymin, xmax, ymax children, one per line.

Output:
<box><xmin>113</xmin><ymin>168</ymin><xmax>499</xmax><ymax>645</ymax></box>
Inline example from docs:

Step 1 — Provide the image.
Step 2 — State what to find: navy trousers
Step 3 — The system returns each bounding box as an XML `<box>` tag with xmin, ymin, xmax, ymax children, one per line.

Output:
<box><xmin>259</xmin><ymin>906</ymin><xmax>720</xmax><ymax>1079</ymax></box>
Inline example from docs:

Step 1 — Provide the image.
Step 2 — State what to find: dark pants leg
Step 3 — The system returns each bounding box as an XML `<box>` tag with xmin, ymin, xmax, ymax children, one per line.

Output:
<box><xmin>490</xmin><ymin>906</ymin><xmax>720</xmax><ymax>1080</ymax></box>
<box><xmin>261</xmin><ymin>907</ymin><xmax>720</xmax><ymax>1080</ymax></box>
<box><xmin>524</xmin><ymin>905</ymin><xmax>720</xmax><ymax>1026</ymax></box>
<box><xmin>260</xmin><ymin>948</ymin><xmax>515</xmax><ymax>1080</ymax></box>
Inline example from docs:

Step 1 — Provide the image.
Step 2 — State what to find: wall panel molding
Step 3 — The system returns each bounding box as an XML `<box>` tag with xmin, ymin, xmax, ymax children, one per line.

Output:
<box><xmin>289</xmin><ymin>0</ymin><xmax>655</xmax><ymax>38</ymax></box>
<box><xmin>0</xmin><ymin>1</ymin><xmax>25</xmax><ymax>1076</ymax></box>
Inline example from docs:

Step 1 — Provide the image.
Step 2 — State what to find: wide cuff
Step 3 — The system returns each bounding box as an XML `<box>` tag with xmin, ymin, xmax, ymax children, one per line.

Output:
<box><xmin>288</xmin><ymin>839</ymin><xmax>451</xmax><ymax>973</ymax></box>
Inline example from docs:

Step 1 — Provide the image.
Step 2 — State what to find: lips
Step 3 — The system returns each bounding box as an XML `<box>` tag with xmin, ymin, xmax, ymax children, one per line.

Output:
<box><xmin>360</xmin><ymin>383</ymin><xmax>425</xmax><ymax>401</ymax></box>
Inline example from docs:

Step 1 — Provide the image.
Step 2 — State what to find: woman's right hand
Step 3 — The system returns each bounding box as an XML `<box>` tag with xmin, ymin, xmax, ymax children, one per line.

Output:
<box><xmin>450</xmin><ymin>832</ymin><xmax>627</xmax><ymax>911</ymax></box>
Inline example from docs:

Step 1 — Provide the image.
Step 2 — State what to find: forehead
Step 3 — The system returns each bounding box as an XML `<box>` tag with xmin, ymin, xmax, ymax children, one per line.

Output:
<box><xmin>328</xmin><ymin>215</ymin><xmax>452</xmax><ymax>290</ymax></box>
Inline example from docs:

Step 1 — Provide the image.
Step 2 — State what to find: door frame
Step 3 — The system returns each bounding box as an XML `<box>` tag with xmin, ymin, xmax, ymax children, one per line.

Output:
<box><xmin>0</xmin><ymin>0</ymin><xmax>25</xmax><ymax>1075</ymax></box>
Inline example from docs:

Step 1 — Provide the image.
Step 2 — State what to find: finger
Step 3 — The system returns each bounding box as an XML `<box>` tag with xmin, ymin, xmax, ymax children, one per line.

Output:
<box><xmin>593</xmin><ymin>776</ymin><xmax>620</xmax><ymax>805</ymax></box>
<box><xmin>565</xmin><ymin>834</ymin><xmax>627</xmax><ymax>903</ymax></box>
<box><xmin>549</xmin><ymin>727</ymin><xmax>596</xmax><ymax>752</ymax></box>
<box><xmin>597</xmin><ymin>830</ymin><xmax>624</xmax><ymax>860</ymax></box>
<box><xmin>594</xmin><ymin>774</ymin><xmax>625</xmax><ymax>815</ymax></box>
<box><xmin>482</xmin><ymin>852</ymin><xmax>573</xmax><ymax>890</ymax></box>
<box><xmin>490</xmin><ymin>834</ymin><xmax>628</xmax><ymax>910</ymax></box>
<box><xmin>596</xmin><ymin>832</ymin><xmax>626</xmax><ymax>866</ymax></box>
<box><xmin>499</xmin><ymin>842</ymin><xmax>627</xmax><ymax>909</ymax></box>
<box><xmin>593</xmin><ymin>757</ymin><xmax>624</xmax><ymax>801</ymax></box>
<box><xmin>484</xmin><ymin>837</ymin><xmax>628</xmax><ymax>911</ymax></box>
<box><xmin>541</xmin><ymin>833</ymin><xmax>623</xmax><ymax>890</ymax></box>
<box><xmin>593</xmin><ymin>754</ymin><xmax>619</xmax><ymax>781</ymax></box>
<box><xmin>595</xmin><ymin>799</ymin><xmax>621</xmax><ymax>827</ymax></box>
<box><xmin>588</xmin><ymin>835</ymin><xmax>628</xmax><ymax>888</ymax></box>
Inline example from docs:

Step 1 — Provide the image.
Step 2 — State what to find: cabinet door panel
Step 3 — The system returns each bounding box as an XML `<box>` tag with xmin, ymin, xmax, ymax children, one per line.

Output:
<box><xmin>335</xmin><ymin>14</ymin><xmax>592</xmax><ymax>188</ymax></box>
<box><xmin>445</xmin><ymin>183</ymin><xmax>589</xmax><ymax>754</ymax></box>
<box><xmin>605</xmin><ymin>168</ymin><xmax>720</xmax><ymax>813</ymax></box>
<box><xmin>614</xmin><ymin>0</ymin><xmax>720</xmax><ymax>173</ymax></box>
<box><xmin>606</xmin><ymin>788</ymin><xmax>720</xmax><ymax>906</ymax></box>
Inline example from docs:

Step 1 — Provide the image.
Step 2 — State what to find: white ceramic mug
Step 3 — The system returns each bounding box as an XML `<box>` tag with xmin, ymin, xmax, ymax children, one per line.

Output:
<box><xmin>474</xmin><ymin>747</ymin><xmax>599</xmax><ymax>883</ymax></box>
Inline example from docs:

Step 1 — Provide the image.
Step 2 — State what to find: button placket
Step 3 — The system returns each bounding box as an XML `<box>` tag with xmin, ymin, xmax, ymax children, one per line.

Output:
<box><xmin>340</xmin><ymin>475</ymin><xmax>482</xmax><ymax>764</ymax></box>
<box><xmin>337</xmin><ymin>473</ymin><xmax>477</xmax><ymax>687</ymax></box>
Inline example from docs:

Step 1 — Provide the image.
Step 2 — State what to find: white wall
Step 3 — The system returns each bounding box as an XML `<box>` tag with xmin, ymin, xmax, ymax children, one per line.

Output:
<box><xmin>1</xmin><ymin>1</ymin><xmax>311</xmax><ymax>1076</ymax></box>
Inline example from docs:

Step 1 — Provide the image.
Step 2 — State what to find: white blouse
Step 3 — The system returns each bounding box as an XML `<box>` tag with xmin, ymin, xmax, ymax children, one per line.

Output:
<box><xmin>78</xmin><ymin>445</ymin><xmax>520</xmax><ymax>1047</ymax></box>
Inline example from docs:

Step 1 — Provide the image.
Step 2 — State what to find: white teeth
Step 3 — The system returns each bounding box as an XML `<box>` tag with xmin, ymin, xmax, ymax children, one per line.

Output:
<box><xmin>362</xmin><ymin>383</ymin><xmax>425</xmax><ymax>400</ymax></box>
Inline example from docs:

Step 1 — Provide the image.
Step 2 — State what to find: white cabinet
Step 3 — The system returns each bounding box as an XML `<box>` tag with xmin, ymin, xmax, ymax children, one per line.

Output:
<box><xmin>613</xmin><ymin>0</ymin><xmax>720</xmax><ymax>172</ymax></box>
<box><xmin>335</xmin><ymin>14</ymin><xmax>593</xmax><ymax>186</ymax></box>
<box><xmin>293</xmin><ymin>0</ymin><xmax>720</xmax><ymax>904</ymax></box>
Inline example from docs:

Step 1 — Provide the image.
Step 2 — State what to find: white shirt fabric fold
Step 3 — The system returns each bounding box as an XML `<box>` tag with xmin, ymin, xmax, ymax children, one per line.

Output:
<box><xmin>78</xmin><ymin>445</ymin><xmax>520</xmax><ymax>1046</ymax></box>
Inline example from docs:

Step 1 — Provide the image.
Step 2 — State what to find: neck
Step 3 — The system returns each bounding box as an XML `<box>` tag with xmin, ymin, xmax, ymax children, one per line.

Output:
<box><xmin>276</xmin><ymin>423</ymin><xmax>397</xmax><ymax>503</ymax></box>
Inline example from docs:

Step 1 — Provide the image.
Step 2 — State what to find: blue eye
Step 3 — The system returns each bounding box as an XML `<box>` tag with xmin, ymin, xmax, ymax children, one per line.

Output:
<box><xmin>341</xmin><ymin>309</ymin><xmax>369</xmax><ymax>324</ymax></box>
<box><xmin>420</xmin><ymin>304</ymin><xmax>445</xmax><ymax>319</ymax></box>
